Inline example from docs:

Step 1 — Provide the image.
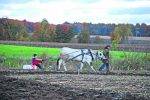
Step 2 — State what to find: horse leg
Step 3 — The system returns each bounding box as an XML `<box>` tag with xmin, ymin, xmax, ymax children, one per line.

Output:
<box><xmin>57</xmin><ymin>58</ymin><xmax>62</xmax><ymax>70</ymax></box>
<box><xmin>62</xmin><ymin>60</ymin><xmax>67</xmax><ymax>71</ymax></box>
<box><xmin>88</xmin><ymin>62</ymin><xmax>96</xmax><ymax>72</ymax></box>
<box><xmin>80</xmin><ymin>62</ymin><xmax>84</xmax><ymax>72</ymax></box>
<box><xmin>77</xmin><ymin>62</ymin><xmax>83</xmax><ymax>74</ymax></box>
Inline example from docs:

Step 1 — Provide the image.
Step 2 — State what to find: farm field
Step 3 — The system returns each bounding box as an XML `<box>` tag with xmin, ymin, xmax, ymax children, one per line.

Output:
<box><xmin>0</xmin><ymin>72</ymin><xmax>150</xmax><ymax>100</ymax></box>
<box><xmin>0</xmin><ymin>44</ymin><xmax>149</xmax><ymax>70</ymax></box>
<box><xmin>0</xmin><ymin>44</ymin><xmax>150</xmax><ymax>100</ymax></box>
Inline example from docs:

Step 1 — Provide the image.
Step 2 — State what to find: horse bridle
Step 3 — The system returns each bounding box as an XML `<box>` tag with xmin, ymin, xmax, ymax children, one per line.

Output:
<box><xmin>92</xmin><ymin>51</ymin><xmax>103</xmax><ymax>60</ymax></box>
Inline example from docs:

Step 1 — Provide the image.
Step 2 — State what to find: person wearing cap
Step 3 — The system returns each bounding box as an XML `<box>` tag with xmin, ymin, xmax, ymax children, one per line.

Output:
<box><xmin>99</xmin><ymin>45</ymin><xmax>110</xmax><ymax>73</ymax></box>
<box><xmin>32</xmin><ymin>54</ymin><xmax>43</xmax><ymax>70</ymax></box>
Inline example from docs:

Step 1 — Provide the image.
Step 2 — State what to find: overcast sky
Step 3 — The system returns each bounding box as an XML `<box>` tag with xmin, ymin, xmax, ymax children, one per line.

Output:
<box><xmin>0</xmin><ymin>0</ymin><xmax>150</xmax><ymax>24</ymax></box>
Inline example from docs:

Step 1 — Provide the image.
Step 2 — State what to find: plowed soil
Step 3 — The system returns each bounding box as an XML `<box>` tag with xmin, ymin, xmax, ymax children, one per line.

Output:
<box><xmin>0</xmin><ymin>68</ymin><xmax>150</xmax><ymax>100</ymax></box>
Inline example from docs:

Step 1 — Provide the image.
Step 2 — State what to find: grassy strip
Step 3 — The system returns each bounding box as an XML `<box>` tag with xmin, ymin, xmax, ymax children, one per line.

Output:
<box><xmin>0</xmin><ymin>44</ymin><xmax>60</xmax><ymax>59</ymax></box>
<box><xmin>0</xmin><ymin>44</ymin><xmax>147</xmax><ymax>59</ymax></box>
<box><xmin>0</xmin><ymin>44</ymin><xmax>149</xmax><ymax>70</ymax></box>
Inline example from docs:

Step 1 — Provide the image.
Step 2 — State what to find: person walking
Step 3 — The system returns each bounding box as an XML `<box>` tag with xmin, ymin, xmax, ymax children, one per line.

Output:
<box><xmin>99</xmin><ymin>45</ymin><xmax>110</xmax><ymax>73</ymax></box>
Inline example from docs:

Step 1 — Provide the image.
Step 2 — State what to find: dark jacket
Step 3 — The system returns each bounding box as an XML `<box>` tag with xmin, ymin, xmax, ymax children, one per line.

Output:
<box><xmin>102</xmin><ymin>49</ymin><xmax>109</xmax><ymax>63</ymax></box>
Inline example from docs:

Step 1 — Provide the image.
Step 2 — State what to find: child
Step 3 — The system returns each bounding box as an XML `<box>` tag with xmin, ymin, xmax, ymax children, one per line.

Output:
<box><xmin>32</xmin><ymin>54</ymin><xmax>43</xmax><ymax>69</ymax></box>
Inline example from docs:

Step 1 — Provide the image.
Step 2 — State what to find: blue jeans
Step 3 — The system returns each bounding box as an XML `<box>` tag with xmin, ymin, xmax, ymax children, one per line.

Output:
<box><xmin>99</xmin><ymin>63</ymin><xmax>109</xmax><ymax>72</ymax></box>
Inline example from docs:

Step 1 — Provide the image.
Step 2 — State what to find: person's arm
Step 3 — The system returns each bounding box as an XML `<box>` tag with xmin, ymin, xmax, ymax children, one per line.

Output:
<box><xmin>35</xmin><ymin>58</ymin><xmax>43</xmax><ymax>63</ymax></box>
<box><xmin>36</xmin><ymin>58</ymin><xmax>42</xmax><ymax>61</ymax></box>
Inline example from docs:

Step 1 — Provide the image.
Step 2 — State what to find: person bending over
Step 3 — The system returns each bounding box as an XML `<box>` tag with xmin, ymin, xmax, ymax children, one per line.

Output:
<box><xmin>32</xmin><ymin>54</ymin><xmax>43</xmax><ymax>70</ymax></box>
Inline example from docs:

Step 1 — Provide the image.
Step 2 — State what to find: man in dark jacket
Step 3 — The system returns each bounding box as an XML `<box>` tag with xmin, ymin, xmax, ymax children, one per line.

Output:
<box><xmin>99</xmin><ymin>45</ymin><xmax>110</xmax><ymax>73</ymax></box>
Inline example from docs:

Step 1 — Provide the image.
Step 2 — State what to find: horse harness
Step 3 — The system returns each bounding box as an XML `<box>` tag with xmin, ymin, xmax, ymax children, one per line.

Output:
<box><xmin>65</xmin><ymin>49</ymin><xmax>95</xmax><ymax>63</ymax></box>
<box><xmin>88</xmin><ymin>49</ymin><xmax>94</xmax><ymax>61</ymax></box>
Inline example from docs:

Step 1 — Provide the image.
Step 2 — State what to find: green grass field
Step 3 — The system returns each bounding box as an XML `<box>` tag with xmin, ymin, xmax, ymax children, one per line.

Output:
<box><xmin>0</xmin><ymin>44</ymin><xmax>60</xmax><ymax>59</ymax></box>
<box><xmin>0</xmin><ymin>44</ymin><xmax>149</xmax><ymax>70</ymax></box>
<box><xmin>0</xmin><ymin>44</ymin><xmax>147</xmax><ymax>59</ymax></box>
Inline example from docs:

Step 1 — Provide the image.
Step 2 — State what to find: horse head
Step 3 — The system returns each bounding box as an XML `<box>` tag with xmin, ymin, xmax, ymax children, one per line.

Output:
<box><xmin>96</xmin><ymin>51</ymin><xmax>105</xmax><ymax>60</ymax></box>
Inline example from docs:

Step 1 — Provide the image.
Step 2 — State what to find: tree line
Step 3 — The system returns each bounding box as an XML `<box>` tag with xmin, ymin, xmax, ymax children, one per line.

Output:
<box><xmin>0</xmin><ymin>18</ymin><xmax>74</xmax><ymax>42</ymax></box>
<box><xmin>0</xmin><ymin>18</ymin><xmax>149</xmax><ymax>43</ymax></box>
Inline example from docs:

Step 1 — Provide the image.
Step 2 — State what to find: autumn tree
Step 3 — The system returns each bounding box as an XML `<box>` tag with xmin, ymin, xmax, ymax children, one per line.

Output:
<box><xmin>0</xmin><ymin>18</ymin><xmax>28</xmax><ymax>41</ymax></box>
<box><xmin>33</xmin><ymin>18</ymin><xmax>55</xmax><ymax>42</ymax></box>
<box><xmin>0</xmin><ymin>18</ymin><xmax>11</xmax><ymax>40</ymax></box>
<box><xmin>78</xmin><ymin>23</ymin><xmax>90</xmax><ymax>43</ymax></box>
<box><xmin>54</xmin><ymin>23</ymin><xmax>75</xmax><ymax>43</ymax></box>
<box><xmin>111</xmin><ymin>24</ymin><xmax>132</xmax><ymax>43</ymax></box>
<box><xmin>16</xmin><ymin>25</ymin><xmax>29</xmax><ymax>41</ymax></box>
<box><xmin>39</xmin><ymin>18</ymin><xmax>49</xmax><ymax>41</ymax></box>
<box><xmin>111</xmin><ymin>24</ymin><xmax>132</xmax><ymax>50</ymax></box>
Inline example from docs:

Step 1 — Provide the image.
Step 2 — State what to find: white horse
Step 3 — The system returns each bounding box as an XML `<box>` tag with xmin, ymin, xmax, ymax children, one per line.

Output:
<box><xmin>57</xmin><ymin>47</ymin><xmax>105</xmax><ymax>73</ymax></box>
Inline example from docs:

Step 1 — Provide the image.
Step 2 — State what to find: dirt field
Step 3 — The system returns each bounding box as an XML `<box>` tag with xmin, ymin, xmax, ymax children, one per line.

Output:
<box><xmin>0</xmin><ymin>69</ymin><xmax>150</xmax><ymax>100</ymax></box>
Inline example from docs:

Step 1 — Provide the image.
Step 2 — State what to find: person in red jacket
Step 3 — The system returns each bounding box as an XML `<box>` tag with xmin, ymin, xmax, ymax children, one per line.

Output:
<box><xmin>32</xmin><ymin>54</ymin><xmax>43</xmax><ymax>69</ymax></box>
